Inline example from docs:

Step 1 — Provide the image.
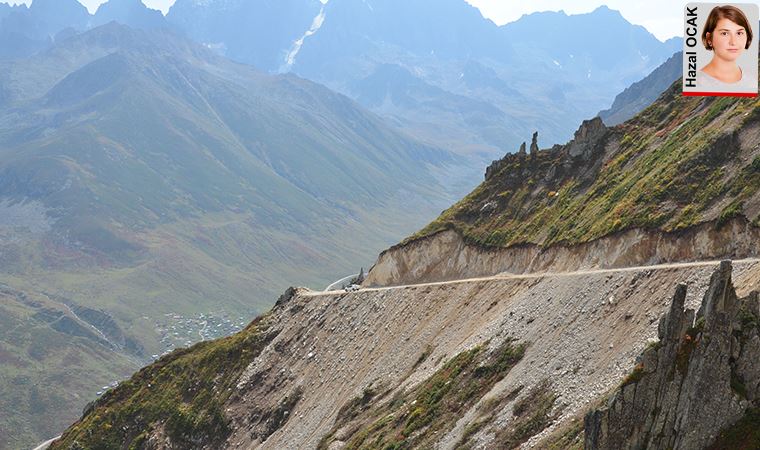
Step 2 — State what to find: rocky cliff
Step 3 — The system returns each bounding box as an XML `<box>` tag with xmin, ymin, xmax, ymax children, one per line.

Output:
<box><xmin>585</xmin><ymin>261</ymin><xmax>760</xmax><ymax>449</ymax></box>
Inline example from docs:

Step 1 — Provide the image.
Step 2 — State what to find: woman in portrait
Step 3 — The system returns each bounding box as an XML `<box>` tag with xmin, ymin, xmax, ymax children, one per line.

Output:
<box><xmin>698</xmin><ymin>5</ymin><xmax>754</xmax><ymax>90</ymax></box>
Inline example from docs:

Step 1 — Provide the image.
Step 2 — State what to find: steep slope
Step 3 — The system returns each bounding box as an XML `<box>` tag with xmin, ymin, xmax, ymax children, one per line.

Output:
<box><xmin>600</xmin><ymin>51</ymin><xmax>682</xmax><ymax>126</ymax></box>
<box><xmin>49</xmin><ymin>259</ymin><xmax>760</xmax><ymax>449</ymax></box>
<box><xmin>366</xmin><ymin>82</ymin><xmax>760</xmax><ymax>286</ymax></box>
<box><xmin>0</xmin><ymin>23</ymin><xmax>464</xmax><ymax>449</ymax></box>
<box><xmin>166</xmin><ymin>0</ymin><xmax>323</xmax><ymax>73</ymax></box>
<box><xmin>45</xmin><ymin>42</ymin><xmax>760</xmax><ymax>450</ymax></box>
<box><xmin>0</xmin><ymin>22</ymin><xmax>459</xmax><ymax>304</ymax></box>
<box><xmin>0</xmin><ymin>283</ymin><xmax>137</xmax><ymax>450</ymax></box>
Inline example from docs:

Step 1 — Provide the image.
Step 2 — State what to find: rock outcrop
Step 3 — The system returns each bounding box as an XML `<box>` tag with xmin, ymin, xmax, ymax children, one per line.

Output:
<box><xmin>483</xmin><ymin>119</ymin><xmax>607</xmax><ymax>182</ymax></box>
<box><xmin>585</xmin><ymin>261</ymin><xmax>760</xmax><ymax>449</ymax></box>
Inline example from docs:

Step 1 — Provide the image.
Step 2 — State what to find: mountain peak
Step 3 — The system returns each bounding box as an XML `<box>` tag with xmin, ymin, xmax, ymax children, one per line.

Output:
<box><xmin>94</xmin><ymin>0</ymin><xmax>167</xmax><ymax>29</ymax></box>
<box><xmin>29</xmin><ymin>0</ymin><xmax>88</xmax><ymax>14</ymax></box>
<box><xmin>590</xmin><ymin>4</ymin><xmax>623</xmax><ymax>18</ymax></box>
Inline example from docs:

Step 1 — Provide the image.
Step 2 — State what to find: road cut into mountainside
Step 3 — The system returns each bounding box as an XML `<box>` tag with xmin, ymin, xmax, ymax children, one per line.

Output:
<box><xmin>217</xmin><ymin>259</ymin><xmax>760</xmax><ymax>448</ymax></box>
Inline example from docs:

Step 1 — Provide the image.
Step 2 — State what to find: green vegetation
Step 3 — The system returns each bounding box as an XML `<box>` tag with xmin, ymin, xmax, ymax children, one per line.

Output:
<box><xmin>620</xmin><ymin>363</ymin><xmax>646</xmax><ymax>388</ymax></box>
<box><xmin>675</xmin><ymin>318</ymin><xmax>704</xmax><ymax>378</ymax></box>
<box><xmin>0</xmin><ymin>290</ymin><xmax>137</xmax><ymax>450</ymax></box>
<box><xmin>50</xmin><ymin>314</ymin><xmax>278</xmax><ymax>449</ymax></box>
<box><xmin>318</xmin><ymin>339</ymin><xmax>526</xmax><ymax>450</ymax></box>
<box><xmin>406</xmin><ymin>93</ymin><xmax>760</xmax><ymax>249</ymax></box>
<box><xmin>494</xmin><ymin>380</ymin><xmax>559</xmax><ymax>448</ymax></box>
<box><xmin>336</xmin><ymin>386</ymin><xmax>380</xmax><ymax>424</ymax></box>
<box><xmin>540</xmin><ymin>416</ymin><xmax>584</xmax><ymax>450</ymax></box>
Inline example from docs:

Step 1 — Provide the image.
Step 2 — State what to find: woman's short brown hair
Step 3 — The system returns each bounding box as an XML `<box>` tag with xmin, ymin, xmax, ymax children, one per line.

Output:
<box><xmin>702</xmin><ymin>5</ymin><xmax>753</xmax><ymax>50</ymax></box>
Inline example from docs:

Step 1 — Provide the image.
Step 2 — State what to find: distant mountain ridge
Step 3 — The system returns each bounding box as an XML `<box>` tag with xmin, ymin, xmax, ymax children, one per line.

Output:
<box><xmin>0</xmin><ymin>0</ymin><xmax>681</xmax><ymax>161</ymax></box>
<box><xmin>166</xmin><ymin>0</ymin><xmax>681</xmax><ymax>159</ymax></box>
<box><xmin>92</xmin><ymin>0</ymin><xmax>167</xmax><ymax>29</ymax></box>
<box><xmin>0</xmin><ymin>0</ymin><xmax>165</xmax><ymax>58</ymax></box>
<box><xmin>599</xmin><ymin>51</ymin><xmax>682</xmax><ymax>125</ymax></box>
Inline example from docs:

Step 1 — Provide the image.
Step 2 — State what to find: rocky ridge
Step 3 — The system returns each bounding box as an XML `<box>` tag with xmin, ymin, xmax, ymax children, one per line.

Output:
<box><xmin>585</xmin><ymin>261</ymin><xmax>760</xmax><ymax>449</ymax></box>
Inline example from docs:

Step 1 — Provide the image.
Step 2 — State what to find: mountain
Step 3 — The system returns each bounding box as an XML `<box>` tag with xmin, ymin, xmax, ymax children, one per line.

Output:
<box><xmin>167</xmin><ymin>1</ymin><xmax>682</xmax><ymax>160</ymax></box>
<box><xmin>0</xmin><ymin>23</ymin><xmax>467</xmax><ymax>449</ymax></box>
<box><xmin>0</xmin><ymin>1</ymin><xmax>682</xmax><ymax>163</ymax></box>
<box><xmin>26</xmin><ymin>0</ymin><xmax>90</xmax><ymax>32</ymax></box>
<box><xmin>0</xmin><ymin>0</ymin><xmax>169</xmax><ymax>59</ymax></box>
<box><xmin>350</xmin><ymin>63</ymin><xmax>525</xmax><ymax>156</ymax></box>
<box><xmin>166</xmin><ymin>0</ymin><xmax>324</xmax><ymax>72</ymax></box>
<box><xmin>0</xmin><ymin>0</ymin><xmax>89</xmax><ymax>58</ymax></box>
<box><xmin>48</xmin><ymin>59</ymin><xmax>760</xmax><ymax>450</ymax></box>
<box><xmin>49</xmin><ymin>261</ymin><xmax>760</xmax><ymax>449</ymax></box>
<box><xmin>0</xmin><ymin>283</ymin><xmax>137</xmax><ymax>450</ymax></box>
<box><xmin>599</xmin><ymin>51</ymin><xmax>682</xmax><ymax>125</ymax></box>
<box><xmin>93</xmin><ymin>0</ymin><xmax>168</xmax><ymax>29</ymax></box>
<box><xmin>367</xmin><ymin>80</ymin><xmax>760</xmax><ymax>285</ymax></box>
<box><xmin>586</xmin><ymin>261</ymin><xmax>760</xmax><ymax>449</ymax></box>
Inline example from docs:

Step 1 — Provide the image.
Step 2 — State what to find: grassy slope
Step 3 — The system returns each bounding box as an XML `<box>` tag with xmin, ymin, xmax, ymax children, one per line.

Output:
<box><xmin>407</xmin><ymin>85</ymin><xmax>760</xmax><ymax>249</ymax></box>
<box><xmin>0</xmin><ymin>291</ymin><xmax>136</xmax><ymax>450</ymax></box>
<box><xmin>49</xmin><ymin>313</ymin><xmax>279</xmax><ymax>450</ymax></box>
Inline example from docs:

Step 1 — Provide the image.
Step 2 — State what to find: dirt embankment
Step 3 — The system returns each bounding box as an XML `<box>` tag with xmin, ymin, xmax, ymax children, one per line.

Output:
<box><xmin>219</xmin><ymin>260</ymin><xmax>760</xmax><ymax>449</ymax></box>
<box><xmin>364</xmin><ymin>217</ymin><xmax>760</xmax><ymax>287</ymax></box>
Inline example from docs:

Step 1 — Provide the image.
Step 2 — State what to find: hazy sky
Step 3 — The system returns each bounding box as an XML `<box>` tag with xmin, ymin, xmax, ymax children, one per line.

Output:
<box><xmin>7</xmin><ymin>0</ymin><xmax>683</xmax><ymax>41</ymax></box>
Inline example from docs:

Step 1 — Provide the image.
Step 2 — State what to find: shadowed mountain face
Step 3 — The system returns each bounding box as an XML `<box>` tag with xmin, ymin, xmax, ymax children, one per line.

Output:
<box><xmin>599</xmin><ymin>51</ymin><xmax>682</xmax><ymax>126</ymax></box>
<box><xmin>0</xmin><ymin>23</ymin><xmax>467</xmax><ymax>448</ymax></box>
<box><xmin>167</xmin><ymin>0</ymin><xmax>323</xmax><ymax>72</ymax></box>
<box><xmin>0</xmin><ymin>0</ymin><xmax>169</xmax><ymax>59</ymax></box>
<box><xmin>167</xmin><ymin>0</ymin><xmax>681</xmax><ymax>159</ymax></box>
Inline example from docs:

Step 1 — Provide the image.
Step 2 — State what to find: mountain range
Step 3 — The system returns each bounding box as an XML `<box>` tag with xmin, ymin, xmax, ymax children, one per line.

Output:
<box><xmin>166</xmin><ymin>0</ymin><xmax>681</xmax><ymax>159</ymax></box>
<box><xmin>0</xmin><ymin>22</ymin><xmax>466</xmax><ymax>449</ymax></box>
<box><xmin>1</xmin><ymin>0</ymin><xmax>681</xmax><ymax>161</ymax></box>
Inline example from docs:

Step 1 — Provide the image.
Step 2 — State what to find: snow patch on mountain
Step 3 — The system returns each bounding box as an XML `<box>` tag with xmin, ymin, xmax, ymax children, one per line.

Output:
<box><xmin>281</xmin><ymin>0</ymin><xmax>329</xmax><ymax>72</ymax></box>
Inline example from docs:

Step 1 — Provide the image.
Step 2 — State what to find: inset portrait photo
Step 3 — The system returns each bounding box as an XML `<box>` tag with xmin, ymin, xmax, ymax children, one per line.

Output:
<box><xmin>683</xmin><ymin>3</ymin><xmax>759</xmax><ymax>97</ymax></box>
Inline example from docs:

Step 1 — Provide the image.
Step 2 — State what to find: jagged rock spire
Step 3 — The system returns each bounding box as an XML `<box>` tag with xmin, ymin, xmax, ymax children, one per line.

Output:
<box><xmin>585</xmin><ymin>261</ymin><xmax>756</xmax><ymax>450</ymax></box>
<box><xmin>530</xmin><ymin>132</ymin><xmax>539</xmax><ymax>155</ymax></box>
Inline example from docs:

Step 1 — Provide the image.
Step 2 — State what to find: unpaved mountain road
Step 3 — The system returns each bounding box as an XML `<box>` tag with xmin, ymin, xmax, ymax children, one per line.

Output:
<box><xmin>32</xmin><ymin>436</ymin><xmax>59</xmax><ymax>450</ymax></box>
<box><xmin>307</xmin><ymin>258</ymin><xmax>760</xmax><ymax>296</ymax></box>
